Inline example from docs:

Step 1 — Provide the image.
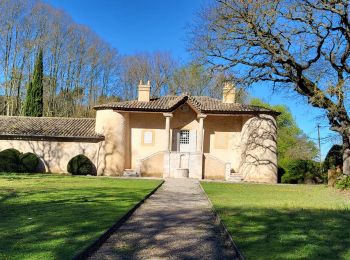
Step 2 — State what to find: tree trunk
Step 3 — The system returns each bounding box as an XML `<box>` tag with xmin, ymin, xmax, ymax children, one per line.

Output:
<box><xmin>342</xmin><ymin>134</ymin><xmax>350</xmax><ymax>176</ymax></box>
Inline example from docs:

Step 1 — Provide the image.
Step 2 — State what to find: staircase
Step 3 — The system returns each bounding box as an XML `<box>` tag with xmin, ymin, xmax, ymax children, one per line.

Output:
<box><xmin>227</xmin><ymin>172</ymin><xmax>243</xmax><ymax>183</ymax></box>
<box><xmin>123</xmin><ymin>169</ymin><xmax>140</xmax><ymax>177</ymax></box>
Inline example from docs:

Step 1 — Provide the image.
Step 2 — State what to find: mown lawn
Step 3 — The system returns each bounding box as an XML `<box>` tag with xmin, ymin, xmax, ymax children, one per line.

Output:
<box><xmin>201</xmin><ymin>182</ymin><xmax>350</xmax><ymax>260</ymax></box>
<box><xmin>0</xmin><ymin>174</ymin><xmax>161</xmax><ymax>259</ymax></box>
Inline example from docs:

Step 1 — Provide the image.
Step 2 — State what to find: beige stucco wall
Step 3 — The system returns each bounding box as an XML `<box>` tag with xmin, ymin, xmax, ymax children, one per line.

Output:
<box><xmin>128</xmin><ymin>104</ymin><xmax>203</xmax><ymax>177</ymax></box>
<box><xmin>0</xmin><ymin>139</ymin><xmax>98</xmax><ymax>173</ymax></box>
<box><xmin>170</xmin><ymin>104</ymin><xmax>199</xmax><ymax>130</ymax></box>
<box><xmin>127</xmin><ymin>105</ymin><xmax>253</xmax><ymax>179</ymax></box>
<box><xmin>203</xmin><ymin>115</ymin><xmax>250</xmax><ymax>172</ymax></box>
<box><xmin>203</xmin><ymin>153</ymin><xmax>227</xmax><ymax>180</ymax></box>
<box><xmin>139</xmin><ymin>151</ymin><xmax>164</xmax><ymax>177</ymax></box>
<box><xmin>129</xmin><ymin>112</ymin><xmax>166</xmax><ymax>169</ymax></box>
<box><xmin>95</xmin><ymin>109</ymin><xmax>128</xmax><ymax>175</ymax></box>
<box><xmin>239</xmin><ymin>114</ymin><xmax>278</xmax><ymax>183</ymax></box>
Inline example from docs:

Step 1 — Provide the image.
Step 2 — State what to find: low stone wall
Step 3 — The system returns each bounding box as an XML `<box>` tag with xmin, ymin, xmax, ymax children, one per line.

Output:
<box><xmin>164</xmin><ymin>152</ymin><xmax>203</xmax><ymax>179</ymax></box>
<box><xmin>139</xmin><ymin>152</ymin><xmax>164</xmax><ymax>177</ymax></box>
<box><xmin>0</xmin><ymin>138</ymin><xmax>100</xmax><ymax>173</ymax></box>
<box><xmin>203</xmin><ymin>153</ymin><xmax>228</xmax><ymax>180</ymax></box>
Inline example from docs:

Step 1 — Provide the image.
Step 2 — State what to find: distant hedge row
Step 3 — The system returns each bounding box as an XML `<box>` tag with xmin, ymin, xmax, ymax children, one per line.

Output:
<box><xmin>0</xmin><ymin>148</ymin><xmax>96</xmax><ymax>175</ymax></box>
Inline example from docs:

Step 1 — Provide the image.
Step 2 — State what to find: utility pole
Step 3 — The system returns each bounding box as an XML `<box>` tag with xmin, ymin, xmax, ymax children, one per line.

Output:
<box><xmin>317</xmin><ymin>124</ymin><xmax>322</xmax><ymax>174</ymax></box>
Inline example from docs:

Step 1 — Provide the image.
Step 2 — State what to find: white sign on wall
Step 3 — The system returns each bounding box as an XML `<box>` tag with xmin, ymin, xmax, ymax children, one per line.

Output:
<box><xmin>143</xmin><ymin>131</ymin><xmax>153</xmax><ymax>144</ymax></box>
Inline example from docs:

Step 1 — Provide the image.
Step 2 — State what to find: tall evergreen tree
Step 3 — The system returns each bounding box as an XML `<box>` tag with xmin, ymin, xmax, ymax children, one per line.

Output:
<box><xmin>24</xmin><ymin>49</ymin><xmax>44</xmax><ymax>117</ymax></box>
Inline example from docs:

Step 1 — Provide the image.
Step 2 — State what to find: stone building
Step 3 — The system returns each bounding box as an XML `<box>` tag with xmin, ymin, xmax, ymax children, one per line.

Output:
<box><xmin>0</xmin><ymin>82</ymin><xmax>279</xmax><ymax>183</ymax></box>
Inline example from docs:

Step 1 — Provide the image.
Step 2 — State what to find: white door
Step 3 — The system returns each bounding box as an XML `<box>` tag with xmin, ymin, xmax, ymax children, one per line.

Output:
<box><xmin>178</xmin><ymin>130</ymin><xmax>197</xmax><ymax>152</ymax></box>
<box><xmin>179</xmin><ymin>130</ymin><xmax>190</xmax><ymax>152</ymax></box>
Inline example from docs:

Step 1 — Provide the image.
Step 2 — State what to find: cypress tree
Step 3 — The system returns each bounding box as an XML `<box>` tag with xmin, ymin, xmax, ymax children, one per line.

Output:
<box><xmin>24</xmin><ymin>49</ymin><xmax>44</xmax><ymax>117</ymax></box>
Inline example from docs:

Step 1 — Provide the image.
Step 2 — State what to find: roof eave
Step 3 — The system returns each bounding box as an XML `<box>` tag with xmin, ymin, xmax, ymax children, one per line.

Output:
<box><xmin>202</xmin><ymin>110</ymin><xmax>281</xmax><ymax>116</ymax></box>
<box><xmin>0</xmin><ymin>134</ymin><xmax>105</xmax><ymax>142</ymax></box>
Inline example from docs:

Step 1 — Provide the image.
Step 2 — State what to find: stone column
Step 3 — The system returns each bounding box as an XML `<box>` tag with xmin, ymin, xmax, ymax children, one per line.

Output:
<box><xmin>163</xmin><ymin>113</ymin><xmax>173</xmax><ymax>178</ymax></box>
<box><xmin>197</xmin><ymin>114</ymin><xmax>207</xmax><ymax>152</ymax></box>
<box><xmin>163</xmin><ymin>113</ymin><xmax>173</xmax><ymax>151</ymax></box>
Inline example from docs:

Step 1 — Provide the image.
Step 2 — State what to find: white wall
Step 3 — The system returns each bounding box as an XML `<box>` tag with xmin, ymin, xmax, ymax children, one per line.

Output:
<box><xmin>0</xmin><ymin>139</ymin><xmax>99</xmax><ymax>173</ymax></box>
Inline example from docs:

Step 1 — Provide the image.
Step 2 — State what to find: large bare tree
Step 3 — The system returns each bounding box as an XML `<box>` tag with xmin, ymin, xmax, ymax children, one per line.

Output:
<box><xmin>118</xmin><ymin>52</ymin><xmax>177</xmax><ymax>99</ymax></box>
<box><xmin>0</xmin><ymin>0</ymin><xmax>120</xmax><ymax>117</ymax></box>
<box><xmin>190</xmin><ymin>0</ymin><xmax>350</xmax><ymax>175</ymax></box>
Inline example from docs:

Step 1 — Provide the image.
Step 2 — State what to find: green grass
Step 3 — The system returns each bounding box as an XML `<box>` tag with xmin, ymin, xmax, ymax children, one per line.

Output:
<box><xmin>0</xmin><ymin>174</ymin><xmax>161</xmax><ymax>259</ymax></box>
<box><xmin>201</xmin><ymin>182</ymin><xmax>350</xmax><ymax>260</ymax></box>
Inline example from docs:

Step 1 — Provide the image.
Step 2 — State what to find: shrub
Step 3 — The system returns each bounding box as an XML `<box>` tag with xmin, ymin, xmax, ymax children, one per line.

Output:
<box><xmin>19</xmin><ymin>152</ymin><xmax>40</xmax><ymax>173</ymax></box>
<box><xmin>277</xmin><ymin>167</ymin><xmax>285</xmax><ymax>183</ymax></box>
<box><xmin>67</xmin><ymin>155</ymin><xmax>95</xmax><ymax>176</ymax></box>
<box><xmin>0</xmin><ymin>149</ymin><xmax>41</xmax><ymax>173</ymax></box>
<box><xmin>335</xmin><ymin>175</ymin><xmax>350</xmax><ymax>190</ymax></box>
<box><xmin>281</xmin><ymin>159</ymin><xmax>320</xmax><ymax>184</ymax></box>
<box><xmin>0</xmin><ymin>148</ymin><xmax>21</xmax><ymax>173</ymax></box>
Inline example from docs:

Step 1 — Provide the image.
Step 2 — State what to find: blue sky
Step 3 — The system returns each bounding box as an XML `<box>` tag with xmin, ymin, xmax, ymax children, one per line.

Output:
<box><xmin>46</xmin><ymin>0</ymin><xmax>338</xmax><ymax>156</ymax></box>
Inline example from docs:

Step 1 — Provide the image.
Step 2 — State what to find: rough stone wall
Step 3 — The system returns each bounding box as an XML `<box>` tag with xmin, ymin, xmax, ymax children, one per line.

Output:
<box><xmin>95</xmin><ymin>109</ymin><xmax>128</xmax><ymax>175</ymax></box>
<box><xmin>0</xmin><ymin>139</ymin><xmax>98</xmax><ymax>173</ymax></box>
<box><xmin>239</xmin><ymin>114</ymin><xmax>278</xmax><ymax>183</ymax></box>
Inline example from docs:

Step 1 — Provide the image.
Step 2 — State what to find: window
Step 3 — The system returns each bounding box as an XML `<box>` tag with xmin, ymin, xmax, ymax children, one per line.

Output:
<box><xmin>142</xmin><ymin>130</ymin><xmax>154</xmax><ymax>145</ymax></box>
<box><xmin>179</xmin><ymin>130</ymin><xmax>190</xmax><ymax>144</ymax></box>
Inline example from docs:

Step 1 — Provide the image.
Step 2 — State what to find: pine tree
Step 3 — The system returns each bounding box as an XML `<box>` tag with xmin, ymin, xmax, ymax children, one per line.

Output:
<box><xmin>24</xmin><ymin>49</ymin><xmax>44</xmax><ymax>117</ymax></box>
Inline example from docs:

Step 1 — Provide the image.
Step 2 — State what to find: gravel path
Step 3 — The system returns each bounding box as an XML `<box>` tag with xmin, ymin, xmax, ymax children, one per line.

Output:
<box><xmin>89</xmin><ymin>178</ymin><xmax>239</xmax><ymax>260</ymax></box>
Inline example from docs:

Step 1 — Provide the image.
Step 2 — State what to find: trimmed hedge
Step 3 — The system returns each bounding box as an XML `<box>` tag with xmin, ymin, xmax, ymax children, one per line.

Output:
<box><xmin>0</xmin><ymin>149</ymin><xmax>40</xmax><ymax>173</ymax></box>
<box><xmin>20</xmin><ymin>152</ymin><xmax>40</xmax><ymax>173</ymax></box>
<box><xmin>67</xmin><ymin>154</ymin><xmax>96</xmax><ymax>176</ymax></box>
<box><xmin>0</xmin><ymin>149</ymin><xmax>21</xmax><ymax>173</ymax></box>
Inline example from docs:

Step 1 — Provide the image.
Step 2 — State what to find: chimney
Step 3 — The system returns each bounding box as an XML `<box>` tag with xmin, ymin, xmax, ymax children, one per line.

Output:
<box><xmin>222</xmin><ymin>82</ymin><xmax>236</xmax><ymax>103</ymax></box>
<box><xmin>138</xmin><ymin>80</ymin><xmax>151</xmax><ymax>102</ymax></box>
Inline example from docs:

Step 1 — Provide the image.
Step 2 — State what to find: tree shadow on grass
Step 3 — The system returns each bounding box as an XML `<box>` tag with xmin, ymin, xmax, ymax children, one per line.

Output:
<box><xmin>0</xmin><ymin>185</ymin><xmax>157</xmax><ymax>259</ymax></box>
<box><xmin>217</xmin><ymin>206</ymin><xmax>350</xmax><ymax>260</ymax></box>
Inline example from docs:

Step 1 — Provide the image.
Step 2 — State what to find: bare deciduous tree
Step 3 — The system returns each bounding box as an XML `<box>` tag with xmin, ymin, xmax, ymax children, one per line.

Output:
<box><xmin>118</xmin><ymin>52</ymin><xmax>177</xmax><ymax>99</ymax></box>
<box><xmin>190</xmin><ymin>0</ymin><xmax>350</xmax><ymax>175</ymax></box>
<box><xmin>0</xmin><ymin>0</ymin><xmax>120</xmax><ymax>117</ymax></box>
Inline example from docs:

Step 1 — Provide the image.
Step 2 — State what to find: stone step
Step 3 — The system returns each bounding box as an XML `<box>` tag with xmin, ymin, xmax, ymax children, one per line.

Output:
<box><xmin>227</xmin><ymin>177</ymin><xmax>243</xmax><ymax>183</ymax></box>
<box><xmin>227</xmin><ymin>173</ymin><xmax>243</xmax><ymax>182</ymax></box>
<box><xmin>123</xmin><ymin>169</ymin><xmax>140</xmax><ymax>177</ymax></box>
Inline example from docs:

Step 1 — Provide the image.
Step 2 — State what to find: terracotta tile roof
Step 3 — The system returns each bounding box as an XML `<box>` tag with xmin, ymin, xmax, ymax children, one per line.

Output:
<box><xmin>0</xmin><ymin>116</ymin><xmax>103</xmax><ymax>140</ymax></box>
<box><xmin>94</xmin><ymin>95</ymin><xmax>186</xmax><ymax>112</ymax></box>
<box><xmin>188</xmin><ymin>96</ymin><xmax>277</xmax><ymax>114</ymax></box>
<box><xmin>95</xmin><ymin>95</ymin><xmax>279</xmax><ymax>115</ymax></box>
